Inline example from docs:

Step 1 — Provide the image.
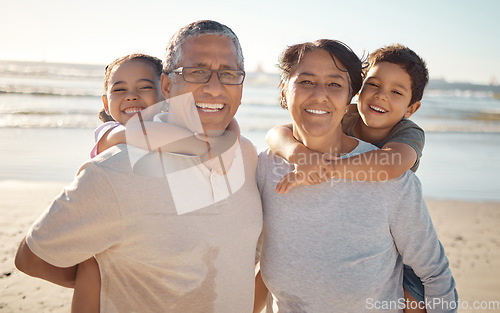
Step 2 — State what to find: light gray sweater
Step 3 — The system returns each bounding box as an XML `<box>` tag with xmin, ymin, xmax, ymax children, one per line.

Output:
<box><xmin>257</xmin><ymin>139</ymin><xmax>457</xmax><ymax>313</ymax></box>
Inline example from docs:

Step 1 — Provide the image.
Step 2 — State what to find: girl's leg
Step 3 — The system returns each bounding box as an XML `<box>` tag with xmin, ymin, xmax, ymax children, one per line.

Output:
<box><xmin>72</xmin><ymin>257</ymin><xmax>101</xmax><ymax>313</ymax></box>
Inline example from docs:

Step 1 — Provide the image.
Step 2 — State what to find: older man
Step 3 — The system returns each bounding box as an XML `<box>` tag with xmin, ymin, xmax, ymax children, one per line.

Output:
<box><xmin>15</xmin><ymin>20</ymin><xmax>262</xmax><ymax>313</ymax></box>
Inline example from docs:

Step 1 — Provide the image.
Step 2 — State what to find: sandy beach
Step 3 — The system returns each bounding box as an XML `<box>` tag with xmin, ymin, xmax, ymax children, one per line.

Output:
<box><xmin>1</xmin><ymin>180</ymin><xmax>499</xmax><ymax>312</ymax></box>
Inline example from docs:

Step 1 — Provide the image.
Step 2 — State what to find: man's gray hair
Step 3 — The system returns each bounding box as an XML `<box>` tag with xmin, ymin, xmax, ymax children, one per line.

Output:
<box><xmin>163</xmin><ymin>20</ymin><xmax>244</xmax><ymax>75</ymax></box>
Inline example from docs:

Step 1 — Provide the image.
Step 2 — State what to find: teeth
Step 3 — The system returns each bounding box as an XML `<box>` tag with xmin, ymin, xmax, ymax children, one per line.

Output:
<box><xmin>370</xmin><ymin>105</ymin><xmax>387</xmax><ymax>113</ymax></box>
<box><xmin>305</xmin><ymin>109</ymin><xmax>328</xmax><ymax>115</ymax></box>
<box><xmin>196</xmin><ymin>103</ymin><xmax>224</xmax><ymax>112</ymax></box>
<box><xmin>123</xmin><ymin>107</ymin><xmax>143</xmax><ymax>114</ymax></box>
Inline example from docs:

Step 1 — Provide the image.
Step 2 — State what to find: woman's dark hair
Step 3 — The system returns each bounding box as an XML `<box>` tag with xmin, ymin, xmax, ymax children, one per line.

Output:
<box><xmin>278</xmin><ymin>39</ymin><xmax>364</xmax><ymax>109</ymax></box>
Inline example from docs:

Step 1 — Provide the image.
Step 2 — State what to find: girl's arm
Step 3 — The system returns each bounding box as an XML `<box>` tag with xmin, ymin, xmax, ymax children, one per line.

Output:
<box><xmin>96</xmin><ymin>122</ymin><xmax>209</xmax><ymax>156</ymax></box>
<box><xmin>72</xmin><ymin>257</ymin><xmax>100</xmax><ymax>313</ymax></box>
<box><xmin>96</xmin><ymin>124</ymin><xmax>126</xmax><ymax>155</ymax></box>
<box><xmin>199</xmin><ymin>118</ymin><xmax>240</xmax><ymax>160</ymax></box>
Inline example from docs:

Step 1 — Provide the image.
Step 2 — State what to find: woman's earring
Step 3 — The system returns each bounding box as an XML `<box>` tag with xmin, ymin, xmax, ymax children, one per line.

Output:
<box><xmin>281</xmin><ymin>98</ymin><xmax>287</xmax><ymax>109</ymax></box>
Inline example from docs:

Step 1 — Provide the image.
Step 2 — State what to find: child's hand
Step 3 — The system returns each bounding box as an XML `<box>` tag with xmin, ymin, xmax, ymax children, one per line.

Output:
<box><xmin>275</xmin><ymin>170</ymin><xmax>305</xmax><ymax>194</ymax></box>
<box><xmin>275</xmin><ymin>158</ymin><xmax>336</xmax><ymax>194</ymax></box>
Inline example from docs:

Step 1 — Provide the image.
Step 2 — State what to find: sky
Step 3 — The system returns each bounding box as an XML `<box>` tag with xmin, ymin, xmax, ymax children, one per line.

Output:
<box><xmin>1</xmin><ymin>0</ymin><xmax>499</xmax><ymax>85</ymax></box>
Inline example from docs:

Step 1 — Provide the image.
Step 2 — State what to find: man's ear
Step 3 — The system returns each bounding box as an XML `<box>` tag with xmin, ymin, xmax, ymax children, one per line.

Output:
<box><xmin>404</xmin><ymin>101</ymin><xmax>421</xmax><ymax>118</ymax></box>
<box><xmin>161</xmin><ymin>73</ymin><xmax>172</xmax><ymax>99</ymax></box>
<box><xmin>102</xmin><ymin>94</ymin><xmax>109</xmax><ymax>114</ymax></box>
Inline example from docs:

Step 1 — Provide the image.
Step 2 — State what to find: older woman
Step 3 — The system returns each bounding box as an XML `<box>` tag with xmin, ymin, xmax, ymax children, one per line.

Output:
<box><xmin>255</xmin><ymin>40</ymin><xmax>457</xmax><ymax>312</ymax></box>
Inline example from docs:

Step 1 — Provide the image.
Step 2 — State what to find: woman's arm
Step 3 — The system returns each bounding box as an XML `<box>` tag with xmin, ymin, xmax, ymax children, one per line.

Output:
<box><xmin>15</xmin><ymin>237</ymin><xmax>77</xmax><ymax>288</ymax></box>
<box><xmin>254</xmin><ymin>270</ymin><xmax>268</xmax><ymax>313</ymax></box>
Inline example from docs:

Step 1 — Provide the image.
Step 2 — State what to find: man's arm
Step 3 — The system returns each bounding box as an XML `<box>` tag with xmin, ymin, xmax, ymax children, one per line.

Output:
<box><xmin>15</xmin><ymin>237</ymin><xmax>77</xmax><ymax>288</ymax></box>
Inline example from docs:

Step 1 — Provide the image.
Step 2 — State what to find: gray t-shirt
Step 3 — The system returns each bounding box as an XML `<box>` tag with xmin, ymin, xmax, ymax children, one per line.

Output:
<box><xmin>342</xmin><ymin>103</ymin><xmax>425</xmax><ymax>172</ymax></box>
<box><xmin>257</xmin><ymin>138</ymin><xmax>457</xmax><ymax>313</ymax></box>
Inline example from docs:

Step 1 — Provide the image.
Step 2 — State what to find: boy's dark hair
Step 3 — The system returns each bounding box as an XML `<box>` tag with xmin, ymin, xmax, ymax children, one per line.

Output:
<box><xmin>100</xmin><ymin>53</ymin><xmax>163</xmax><ymax>123</ymax></box>
<box><xmin>278</xmin><ymin>39</ymin><xmax>363</xmax><ymax>109</ymax></box>
<box><xmin>367</xmin><ymin>44</ymin><xmax>429</xmax><ymax>105</ymax></box>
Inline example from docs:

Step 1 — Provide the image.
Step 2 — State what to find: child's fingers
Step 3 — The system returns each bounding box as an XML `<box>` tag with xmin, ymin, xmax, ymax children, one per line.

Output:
<box><xmin>276</xmin><ymin>172</ymin><xmax>301</xmax><ymax>194</ymax></box>
<box><xmin>276</xmin><ymin>173</ymin><xmax>293</xmax><ymax>194</ymax></box>
<box><xmin>306</xmin><ymin>172</ymin><xmax>323</xmax><ymax>185</ymax></box>
<box><xmin>282</xmin><ymin>179</ymin><xmax>300</xmax><ymax>194</ymax></box>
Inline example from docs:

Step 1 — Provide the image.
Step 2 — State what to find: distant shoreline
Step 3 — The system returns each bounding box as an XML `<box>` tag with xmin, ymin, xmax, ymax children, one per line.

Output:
<box><xmin>1</xmin><ymin>59</ymin><xmax>500</xmax><ymax>94</ymax></box>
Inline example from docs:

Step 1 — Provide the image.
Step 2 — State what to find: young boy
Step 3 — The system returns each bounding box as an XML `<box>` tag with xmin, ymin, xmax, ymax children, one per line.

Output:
<box><xmin>266</xmin><ymin>44</ymin><xmax>429</xmax><ymax>311</ymax></box>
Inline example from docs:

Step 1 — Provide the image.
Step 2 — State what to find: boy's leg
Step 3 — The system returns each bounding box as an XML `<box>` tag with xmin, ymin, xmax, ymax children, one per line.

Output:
<box><xmin>403</xmin><ymin>265</ymin><xmax>426</xmax><ymax>313</ymax></box>
<box><xmin>404</xmin><ymin>288</ymin><xmax>426</xmax><ymax>313</ymax></box>
<box><xmin>72</xmin><ymin>257</ymin><xmax>101</xmax><ymax>313</ymax></box>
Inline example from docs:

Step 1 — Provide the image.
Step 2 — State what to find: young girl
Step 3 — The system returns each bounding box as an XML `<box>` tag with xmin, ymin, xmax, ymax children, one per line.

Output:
<box><xmin>72</xmin><ymin>53</ymin><xmax>239</xmax><ymax>313</ymax></box>
<box><xmin>72</xmin><ymin>53</ymin><xmax>168</xmax><ymax>313</ymax></box>
<box><xmin>91</xmin><ymin>53</ymin><xmax>211</xmax><ymax>159</ymax></box>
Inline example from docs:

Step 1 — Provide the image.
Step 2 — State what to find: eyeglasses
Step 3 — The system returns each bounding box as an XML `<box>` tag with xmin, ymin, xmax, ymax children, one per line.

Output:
<box><xmin>171</xmin><ymin>67</ymin><xmax>245</xmax><ymax>85</ymax></box>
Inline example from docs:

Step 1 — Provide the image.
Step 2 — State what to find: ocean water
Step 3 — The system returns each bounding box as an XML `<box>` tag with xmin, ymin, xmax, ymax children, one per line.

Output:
<box><xmin>1</xmin><ymin>61</ymin><xmax>500</xmax><ymax>201</ymax></box>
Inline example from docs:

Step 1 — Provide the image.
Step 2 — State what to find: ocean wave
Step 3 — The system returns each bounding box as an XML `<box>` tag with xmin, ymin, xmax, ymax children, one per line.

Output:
<box><xmin>0</xmin><ymin>60</ymin><xmax>103</xmax><ymax>80</ymax></box>
<box><xmin>0</xmin><ymin>84</ymin><xmax>101</xmax><ymax>97</ymax></box>
<box><xmin>0</xmin><ymin>113</ymin><xmax>101</xmax><ymax>129</ymax></box>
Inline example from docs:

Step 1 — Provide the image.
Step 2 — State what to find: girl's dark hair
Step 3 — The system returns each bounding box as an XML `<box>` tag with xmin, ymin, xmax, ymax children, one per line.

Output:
<box><xmin>98</xmin><ymin>108</ymin><xmax>115</xmax><ymax>122</ymax></box>
<box><xmin>99</xmin><ymin>53</ymin><xmax>162</xmax><ymax>122</ymax></box>
<box><xmin>367</xmin><ymin>44</ymin><xmax>429</xmax><ymax>105</ymax></box>
<box><xmin>278</xmin><ymin>39</ymin><xmax>364</xmax><ymax>109</ymax></box>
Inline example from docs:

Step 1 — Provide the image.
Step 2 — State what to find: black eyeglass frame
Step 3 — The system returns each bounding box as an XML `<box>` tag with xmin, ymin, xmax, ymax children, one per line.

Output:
<box><xmin>170</xmin><ymin>67</ymin><xmax>246</xmax><ymax>85</ymax></box>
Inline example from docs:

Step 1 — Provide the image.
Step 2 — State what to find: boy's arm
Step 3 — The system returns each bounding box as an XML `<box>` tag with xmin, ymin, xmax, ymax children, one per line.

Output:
<box><xmin>15</xmin><ymin>237</ymin><xmax>77</xmax><ymax>288</ymax></box>
<box><xmin>267</xmin><ymin>124</ymin><xmax>331</xmax><ymax>193</ymax></box>
<box><xmin>330</xmin><ymin>141</ymin><xmax>417</xmax><ymax>181</ymax></box>
<box><xmin>266</xmin><ymin>124</ymin><xmax>309</xmax><ymax>164</ymax></box>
